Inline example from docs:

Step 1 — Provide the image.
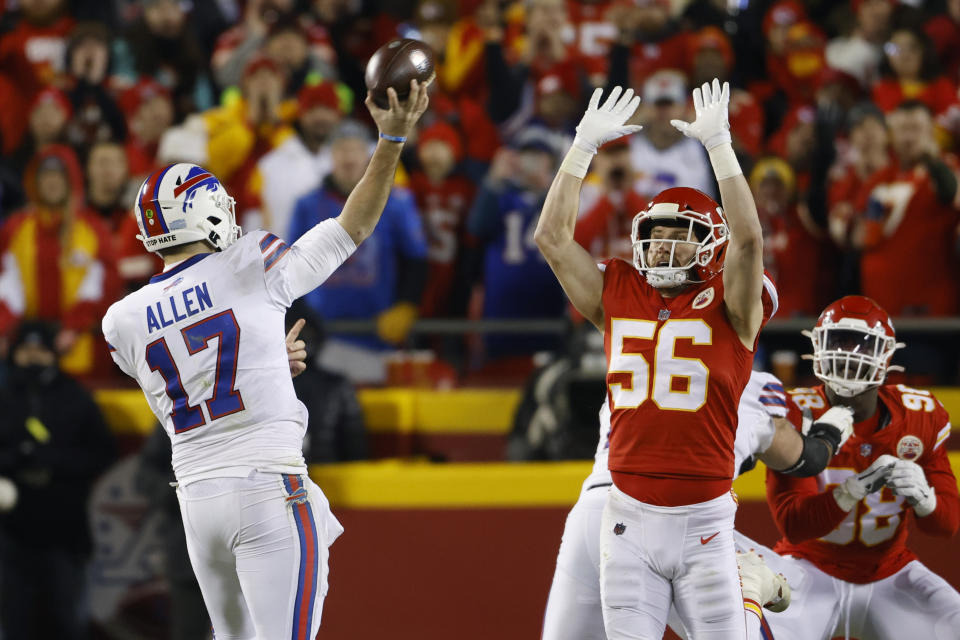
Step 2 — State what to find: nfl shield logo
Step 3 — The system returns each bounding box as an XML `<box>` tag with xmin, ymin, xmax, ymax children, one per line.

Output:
<box><xmin>860</xmin><ymin>443</ymin><xmax>872</xmax><ymax>457</ymax></box>
<box><xmin>614</xmin><ymin>523</ymin><xmax>626</xmax><ymax>536</ymax></box>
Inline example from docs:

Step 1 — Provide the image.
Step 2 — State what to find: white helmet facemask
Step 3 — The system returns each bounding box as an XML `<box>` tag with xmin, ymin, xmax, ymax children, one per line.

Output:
<box><xmin>803</xmin><ymin>320</ymin><xmax>904</xmax><ymax>398</ymax></box>
<box><xmin>631</xmin><ymin>215</ymin><xmax>713</xmax><ymax>290</ymax></box>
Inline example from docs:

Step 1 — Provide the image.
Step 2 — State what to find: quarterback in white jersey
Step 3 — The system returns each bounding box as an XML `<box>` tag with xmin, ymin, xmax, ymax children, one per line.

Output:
<box><xmin>103</xmin><ymin>82</ymin><xmax>429</xmax><ymax>640</ymax></box>
<box><xmin>541</xmin><ymin>370</ymin><xmax>856</xmax><ymax>640</ymax></box>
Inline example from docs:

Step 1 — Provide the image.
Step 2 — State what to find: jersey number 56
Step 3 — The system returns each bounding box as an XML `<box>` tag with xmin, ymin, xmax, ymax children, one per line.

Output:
<box><xmin>608</xmin><ymin>318</ymin><xmax>711</xmax><ymax>412</ymax></box>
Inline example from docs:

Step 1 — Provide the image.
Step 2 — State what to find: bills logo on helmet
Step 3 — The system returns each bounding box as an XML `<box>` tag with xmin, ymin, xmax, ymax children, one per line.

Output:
<box><xmin>173</xmin><ymin>166</ymin><xmax>219</xmax><ymax>212</ymax></box>
<box><xmin>896</xmin><ymin>435</ymin><xmax>923</xmax><ymax>460</ymax></box>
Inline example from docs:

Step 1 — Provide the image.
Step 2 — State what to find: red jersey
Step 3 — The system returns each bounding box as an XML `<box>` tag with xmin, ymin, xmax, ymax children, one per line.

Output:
<box><xmin>855</xmin><ymin>157</ymin><xmax>960</xmax><ymax>316</ymax></box>
<box><xmin>409</xmin><ymin>172</ymin><xmax>475</xmax><ymax>317</ymax></box>
<box><xmin>566</xmin><ymin>0</ymin><xmax>618</xmax><ymax>79</ymax></box>
<box><xmin>871</xmin><ymin>76</ymin><xmax>958</xmax><ymax>117</ymax></box>
<box><xmin>769</xmin><ymin>385</ymin><xmax>960</xmax><ymax>584</ymax></box>
<box><xmin>628</xmin><ymin>32</ymin><xmax>689</xmax><ymax>87</ymax></box>
<box><xmin>761</xmin><ymin>205</ymin><xmax>832</xmax><ymax>318</ymax></box>
<box><xmin>601</xmin><ymin>259</ymin><xmax>778</xmax><ymax>506</ymax></box>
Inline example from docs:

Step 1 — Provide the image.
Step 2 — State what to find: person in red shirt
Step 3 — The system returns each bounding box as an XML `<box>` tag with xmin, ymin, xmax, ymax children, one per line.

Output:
<box><xmin>854</xmin><ymin>100</ymin><xmax>960</xmax><ymax>316</ymax></box>
<box><xmin>119</xmin><ymin>78</ymin><xmax>174</xmax><ymax>180</ymax></box>
<box><xmin>606</xmin><ymin>0</ymin><xmax>689</xmax><ymax>90</ymax></box>
<box><xmin>872</xmin><ymin>26</ymin><xmax>958</xmax><ymax>118</ymax></box>
<box><xmin>0</xmin><ymin>0</ymin><xmax>74</xmax><ymax>152</ymax></box>
<box><xmin>535</xmin><ymin>81</ymin><xmax>776</xmax><ymax>638</ymax></box>
<box><xmin>408</xmin><ymin>121</ymin><xmax>475</xmax><ymax>317</ymax></box>
<box><xmin>751</xmin><ymin>157</ymin><xmax>830</xmax><ymax>317</ymax></box>
<box><xmin>687</xmin><ymin>26</ymin><xmax>765</xmax><ymax>160</ymax></box>
<box><xmin>765</xmin><ymin>295</ymin><xmax>960</xmax><ymax>639</ymax></box>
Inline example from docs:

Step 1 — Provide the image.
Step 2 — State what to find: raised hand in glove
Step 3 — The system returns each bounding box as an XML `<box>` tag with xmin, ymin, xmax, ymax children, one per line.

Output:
<box><xmin>887</xmin><ymin>459</ymin><xmax>937</xmax><ymax>517</ymax></box>
<box><xmin>377</xmin><ymin>302</ymin><xmax>418</xmax><ymax>345</ymax></box>
<box><xmin>806</xmin><ymin>406</ymin><xmax>855</xmax><ymax>456</ymax></box>
<box><xmin>670</xmin><ymin>78</ymin><xmax>731</xmax><ymax>151</ymax></box>
<box><xmin>573</xmin><ymin>86</ymin><xmax>643</xmax><ymax>154</ymax></box>
<box><xmin>833</xmin><ymin>454</ymin><xmax>898</xmax><ymax>512</ymax></box>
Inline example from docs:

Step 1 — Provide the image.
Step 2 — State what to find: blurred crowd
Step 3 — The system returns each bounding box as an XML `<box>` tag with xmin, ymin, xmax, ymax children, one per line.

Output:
<box><xmin>1</xmin><ymin>0</ymin><xmax>960</xmax><ymax>384</ymax></box>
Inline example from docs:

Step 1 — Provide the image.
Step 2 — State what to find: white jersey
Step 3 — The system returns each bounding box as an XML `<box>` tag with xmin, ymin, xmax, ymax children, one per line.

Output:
<box><xmin>103</xmin><ymin>219</ymin><xmax>356</xmax><ymax>485</ymax></box>
<box><xmin>628</xmin><ymin>134</ymin><xmax>717</xmax><ymax>201</ymax></box>
<box><xmin>582</xmin><ymin>370</ymin><xmax>788</xmax><ymax>491</ymax></box>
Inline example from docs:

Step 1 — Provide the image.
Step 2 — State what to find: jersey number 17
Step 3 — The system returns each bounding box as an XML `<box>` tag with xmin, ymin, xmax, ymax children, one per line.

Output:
<box><xmin>145</xmin><ymin>309</ymin><xmax>245</xmax><ymax>433</ymax></box>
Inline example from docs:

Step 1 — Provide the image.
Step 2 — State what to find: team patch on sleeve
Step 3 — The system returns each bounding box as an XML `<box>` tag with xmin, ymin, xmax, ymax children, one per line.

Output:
<box><xmin>934</xmin><ymin>423</ymin><xmax>952</xmax><ymax>450</ymax></box>
<box><xmin>259</xmin><ymin>233</ymin><xmax>291</xmax><ymax>272</ymax></box>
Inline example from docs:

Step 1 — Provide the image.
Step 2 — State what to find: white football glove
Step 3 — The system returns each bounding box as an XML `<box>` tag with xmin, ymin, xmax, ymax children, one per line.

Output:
<box><xmin>833</xmin><ymin>454</ymin><xmax>898</xmax><ymax>512</ymax></box>
<box><xmin>807</xmin><ymin>406</ymin><xmax>855</xmax><ymax>456</ymax></box>
<box><xmin>572</xmin><ymin>86</ymin><xmax>643</xmax><ymax>155</ymax></box>
<box><xmin>737</xmin><ymin>550</ymin><xmax>791</xmax><ymax>614</ymax></box>
<box><xmin>670</xmin><ymin>78</ymin><xmax>731</xmax><ymax>151</ymax></box>
<box><xmin>886</xmin><ymin>459</ymin><xmax>937</xmax><ymax>517</ymax></box>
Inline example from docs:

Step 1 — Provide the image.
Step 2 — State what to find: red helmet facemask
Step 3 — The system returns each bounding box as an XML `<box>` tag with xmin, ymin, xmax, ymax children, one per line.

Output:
<box><xmin>803</xmin><ymin>296</ymin><xmax>905</xmax><ymax>398</ymax></box>
<box><xmin>630</xmin><ymin>187</ymin><xmax>729</xmax><ymax>289</ymax></box>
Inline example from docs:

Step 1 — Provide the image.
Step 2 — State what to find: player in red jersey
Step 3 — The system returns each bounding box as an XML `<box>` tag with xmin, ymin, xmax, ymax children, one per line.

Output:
<box><xmin>764</xmin><ymin>295</ymin><xmax>960</xmax><ymax>639</ymax></box>
<box><xmin>535</xmin><ymin>79</ymin><xmax>773</xmax><ymax>639</ymax></box>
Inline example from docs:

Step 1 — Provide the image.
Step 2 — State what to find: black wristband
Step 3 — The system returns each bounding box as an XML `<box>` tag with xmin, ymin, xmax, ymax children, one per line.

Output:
<box><xmin>808</xmin><ymin>421</ymin><xmax>842</xmax><ymax>454</ymax></box>
<box><xmin>782</xmin><ymin>435</ymin><xmax>832</xmax><ymax>477</ymax></box>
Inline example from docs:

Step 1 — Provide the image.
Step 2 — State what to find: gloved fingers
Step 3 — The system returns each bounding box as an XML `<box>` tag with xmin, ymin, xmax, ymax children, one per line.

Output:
<box><xmin>601</xmin><ymin>86</ymin><xmax>623</xmax><ymax>112</ymax></box>
<box><xmin>588</xmin><ymin>86</ymin><xmax>603</xmax><ymax>111</ymax></box>
<box><xmin>692</xmin><ymin>86</ymin><xmax>704</xmax><ymax>113</ymax></box>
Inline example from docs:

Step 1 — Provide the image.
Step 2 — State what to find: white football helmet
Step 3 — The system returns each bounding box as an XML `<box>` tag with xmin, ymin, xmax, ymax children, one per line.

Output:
<box><xmin>134</xmin><ymin>163</ymin><xmax>240</xmax><ymax>253</ymax></box>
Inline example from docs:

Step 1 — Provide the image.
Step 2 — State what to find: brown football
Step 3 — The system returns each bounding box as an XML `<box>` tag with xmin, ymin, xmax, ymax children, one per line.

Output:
<box><xmin>364</xmin><ymin>38</ymin><xmax>436</xmax><ymax>109</ymax></box>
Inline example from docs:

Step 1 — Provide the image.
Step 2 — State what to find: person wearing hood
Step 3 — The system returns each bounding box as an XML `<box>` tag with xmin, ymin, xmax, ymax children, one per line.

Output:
<box><xmin>0</xmin><ymin>320</ymin><xmax>116</xmax><ymax>639</ymax></box>
<box><xmin>0</xmin><ymin>144</ymin><xmax>117</xmax><ymax>378</ymax></box>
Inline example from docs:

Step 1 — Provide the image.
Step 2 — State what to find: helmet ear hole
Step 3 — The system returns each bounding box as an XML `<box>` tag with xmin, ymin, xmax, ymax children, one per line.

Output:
<box><xmin>207</xmin><ymin>216</ymin><xmax>222</xmax><ymax>226</ymax></box>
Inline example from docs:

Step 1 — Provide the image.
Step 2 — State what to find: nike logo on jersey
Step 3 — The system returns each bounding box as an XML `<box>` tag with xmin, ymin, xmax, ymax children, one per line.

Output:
<box><xmin>700</xmin><ymin>532</ymin><xmax>719</xmax><ymax>545</ymax></box>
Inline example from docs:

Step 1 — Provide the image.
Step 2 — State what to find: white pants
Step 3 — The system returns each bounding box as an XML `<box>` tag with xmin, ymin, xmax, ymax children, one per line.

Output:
<box><xmin>542</xmin><ymin>483</ymin><xmax>609</xmax><ymax>640</ymax></box>
<box><xmin>732</xmin><ymin>533</ymin><xmax>960</xmax><ymax>640</ymax></box>
<box><xmin>599</xmin><ymin>485</ymin><xmax>746</xmax><ymax>640</ymax></box>
<box><xmin>177</xmin><ymin>471</ymin><xmax>343</xmax><ymax>640</ymax></box>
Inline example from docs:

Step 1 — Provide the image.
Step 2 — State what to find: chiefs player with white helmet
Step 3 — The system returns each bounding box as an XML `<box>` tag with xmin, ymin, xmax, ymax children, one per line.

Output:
<box><xmin>760</xmin><ymin>295</ymin><xmax>960</xmax><ymax>640</ymax></box>
<box><xmin>535</xmin><ymin>79</ymin><xmax>779</xmax><ymax>638</ymax></box>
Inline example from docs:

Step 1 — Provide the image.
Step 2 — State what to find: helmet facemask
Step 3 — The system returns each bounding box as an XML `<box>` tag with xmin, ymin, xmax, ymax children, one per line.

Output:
<box><xmin>632</xmin><ymin>215</ymin><xmax>713</xmax><ymax>289</ymax></box>
<box><xmin>803</xmin><ymin>323</ymin><xmax>904</xmax><ymax>398</ymax></box>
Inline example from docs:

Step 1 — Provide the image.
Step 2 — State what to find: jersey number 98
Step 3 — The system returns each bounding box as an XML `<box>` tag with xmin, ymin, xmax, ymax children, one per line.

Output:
<box><xmin>145</xmin><ymin>309</ymin><xmax>245</xmax><ymax>433</ymax></box>
<box><xmin>608</xmin><ymin>318</ymin><xmax>712</xmax><ymax>412</ymax></box>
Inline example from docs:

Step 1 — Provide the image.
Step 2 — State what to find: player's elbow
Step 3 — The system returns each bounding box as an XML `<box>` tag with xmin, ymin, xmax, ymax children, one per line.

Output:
<box><xmin>533</xmin><ymin>225</ymin><xmax>570</xmax><ymax>255</ymax></box>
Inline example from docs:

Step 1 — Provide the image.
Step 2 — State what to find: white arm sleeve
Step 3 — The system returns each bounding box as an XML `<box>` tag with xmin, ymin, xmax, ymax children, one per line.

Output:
<box><xmin>260</xmin><ymin>219</ymin><xmax>357</xmax><ymax>309</ymax></box>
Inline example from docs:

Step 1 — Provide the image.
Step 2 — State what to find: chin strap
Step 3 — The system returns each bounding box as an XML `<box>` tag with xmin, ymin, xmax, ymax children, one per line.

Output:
<box><xmin>643</xmin><ymin>268</ymin><xmax>689</xmax><ymax>289</ymax></box>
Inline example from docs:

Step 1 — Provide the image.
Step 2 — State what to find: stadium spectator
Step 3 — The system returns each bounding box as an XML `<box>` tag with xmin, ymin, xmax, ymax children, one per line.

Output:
<box><xmin>263</xmin><ymin>14</ymin><xmax>338</xmax><ymax>97</ymax></box>
<box><xmin>484</xmin><ymin>0</ymin><xmax>589</xmax><ymax>135</ymax></box>
<box><xmin>828</xmin><ymin>102</ymin><xmax>891</xmax><ymax>249</ymax></box>
<box><xmin>854</xmin><ymin>100</ymin><xmax>960</xmax><ymax>317</ymax></box>
<box><xmin>606</xmin><ymin>0</ymin><xmax>688</xmax><ymax>90</ymax></box>
<box><xmin>212</xmin><ymin>0</ymin><xmax>335</xmax><ymax>91</ymax></box>
<box><xmin>767</xmin><ymin>104</ymin><xmax>817</xmax><ymax>194</ymax></box>
<box><xmin>409</xmin><ymin>120</ymin><xmax>476</xmax><ymax>317</ymax></box>
<box><xmin>62</xmin><ymin>21</ymin><xmax>127</xmax><ymax>156</ymax></box>
<box><xmin>687</xmin><ymin>26</ymin><xmax>765</xmax><ymax>159</ymax></box>
<box><xmin>4</xmin><ymin>87</ymin><xmax>73</xmax><ymax>200</ymax></box>
<box><xmin>925</xmin><ymin>0</ymin><xmax>960</xmax><ymax>82</ymax></box>
<box><xmin>288</xmin><ymin>120</ymin><xmax>428</xmax><ymax>383</ymax></box>
<box><xmin>204</xmin><ymin>55</ymin><xmax>296</xmax><ymax>219</ymax></box>
<box><xmin>118</xmin><ymin>78</ymin><xmax>174</xmax><ymax>179</ymax></box>
<box><xmin>750</xmin><ymin>156</ymin><xmax>831</xmax><ymax>317</ymax></box>
<box><xmin>628</xmin><ymin>70</ymin><xmax>716</xmax><ymax>200</ymax></box>
<box><xmin>85</xmin><ymin>139</ymin><xmax>160</xmax><ymax>293</ymax></box>
<box><xmin>0</xmin><ymin>320</ymin><xmax>115</xmax><ymax>640</ymax></box>
<box><xmin>575</xmin><ymin>137</ymin><xmax>645</xmax><ymax>262</ymax></box>
<box><xmin>465</xmin><ymin>125</ymin><xmax>567</xmax><ymax>358</ymax></box>
<box><xmin>825</xmin><ymin>0</ymin><xmax>894</xmax><ymax>88</ymax></box>
<box><xmin>0</xmin><ymin>0</ymin><xmax>74</xmax><ymax>153</ymax></box>
<box><xmin>253</xmin><ymin>80</ymin><xmax>345</xmax><ymax>236</ymax></box>
<box><xmin>872</xmin><ymin>26</ymin><xmax>957</xmax><ymax>119</ymax></box>
<box><xmin>0</xmin><ymin>145</ymin><xmax>116</xmax><ymax>377</ymax></box>
<box><xmin>112</xmin><ymin>0</ymin><xmax>214</xmax><ymax>120</ymax></box>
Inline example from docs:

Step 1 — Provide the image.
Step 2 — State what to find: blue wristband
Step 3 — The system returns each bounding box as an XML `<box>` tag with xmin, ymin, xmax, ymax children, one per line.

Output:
<box><xmin>379</xmin><ymin>132</ymin><xmax>407</xmax><ymax>143</ymax></box>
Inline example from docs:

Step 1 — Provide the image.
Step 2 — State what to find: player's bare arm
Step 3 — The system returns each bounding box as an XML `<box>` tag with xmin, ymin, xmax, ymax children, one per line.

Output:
<box><xmin>534</xmin><ymin>86</ymin><xmax>642</xmax><ymax>330</ymax></box>
<box><xmin>672</xmin><ymin>79</ymin><xmax>764</xmax><ymax>349</ymax></box>
<box><xmin>335</xmin><ymin>79</ymin><xmax>430</xmax><ymax>245</ymax></box>
<box><xmin>759</xmin><ymin>407</ymin><xmax>854</xmax><ymax>475</ymax></box>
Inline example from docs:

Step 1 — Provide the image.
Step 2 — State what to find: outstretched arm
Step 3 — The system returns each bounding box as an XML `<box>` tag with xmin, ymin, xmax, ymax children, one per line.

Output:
<box><xmin>534</xmin><ymin>86</ymin><xmax>642</xmax><ymax>330</ymax></box>
<box><xmin>336</xmin><ymin>80</ymin><xmax>430</xmax><ymax>245</ymax></box>
<box><xmin>672</xmin><ymin>79</ymin><xmax>764</xmax><ymax>349</ymax></box>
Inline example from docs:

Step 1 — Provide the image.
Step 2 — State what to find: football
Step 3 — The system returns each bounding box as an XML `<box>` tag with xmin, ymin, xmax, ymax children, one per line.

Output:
<box><xmin>364</xmin><ymin>38</ymin><xmax>436</xmax><ymax>109</ymax></box>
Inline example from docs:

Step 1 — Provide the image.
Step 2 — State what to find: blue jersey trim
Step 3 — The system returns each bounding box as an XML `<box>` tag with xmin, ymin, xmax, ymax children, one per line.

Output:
<box><xmin>149</xmin><ymin>253</ymin><xmax>211</xmax><ymax>283</ymax></box>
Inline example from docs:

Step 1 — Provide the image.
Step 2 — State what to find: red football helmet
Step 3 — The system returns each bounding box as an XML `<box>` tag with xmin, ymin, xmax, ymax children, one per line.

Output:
<box><xmin>803</xmin><ymin>296</ymin><xmax>905</xmax><ymax>398</ymax></box>
<box><xmin>630</xmin><ymin>187</ymin><xmax>729</xmax><ymax>288</ymax></box>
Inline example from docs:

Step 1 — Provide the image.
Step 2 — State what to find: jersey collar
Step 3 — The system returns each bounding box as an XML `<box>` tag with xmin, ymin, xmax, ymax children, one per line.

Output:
<box><xmin>149</xmin><ymin>253</ymin><xmax>210</xmax><ymax>284</ymax></box>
